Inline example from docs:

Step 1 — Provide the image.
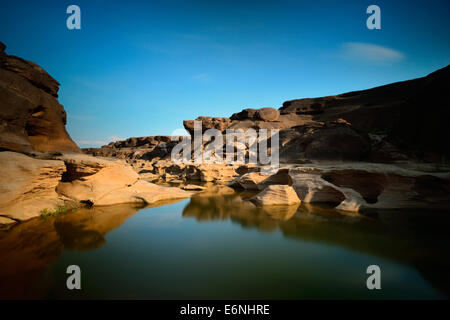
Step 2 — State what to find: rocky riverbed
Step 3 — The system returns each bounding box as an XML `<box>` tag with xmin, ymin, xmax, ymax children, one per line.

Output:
<box><xmin>1</xmin><ymin>40</ymin><xmax>450</xmax><ymax>229</ymax></box>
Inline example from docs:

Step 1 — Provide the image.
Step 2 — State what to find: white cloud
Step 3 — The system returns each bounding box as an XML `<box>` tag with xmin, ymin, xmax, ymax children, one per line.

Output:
<box><xmin>340</xmin><ymin>42</ymin><xmax>405</xmax><ymax>63</ymax></box>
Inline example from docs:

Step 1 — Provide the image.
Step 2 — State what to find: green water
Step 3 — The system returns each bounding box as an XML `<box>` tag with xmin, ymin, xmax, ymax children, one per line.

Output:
<box><xmin>1</xmin><ymin>189</ymin><xmax>449</xmax><ymax>299</ymax></box>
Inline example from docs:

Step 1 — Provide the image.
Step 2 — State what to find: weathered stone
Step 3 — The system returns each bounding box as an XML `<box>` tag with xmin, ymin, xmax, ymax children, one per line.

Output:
<box><xmin>256</xmin><ymin>107</ymin><xmax>280</xmax><ymax>121</ymax></box>
<box><xmin>56</xmin><ymin>163</ymin><xmax>139</xmax><ymax>204</ymax></box>
<box><xmin>0</xmin><ymin>151</ymin><xmax>66</xmax><ymax>221</ymax></box>
<box><xmin>289</xmin><ymin>163</ymin><xmax>450</xmax><ymax>212</ymax></box>
<box><xmin>0</xmin><ymin>44</ymin><xmax>80</xmax><ymax>154</ymax></box>
<box><xmin>251</xmin><ymin>185</ymin><xmax>301</xmax><ymax>206</ymax></box>
<box><xmin>93</xmin><ymin>180</ymin><xmax>191</xmax><ymax>206</ymax></box>
<box><xmin>230</xmin><ymin>108</ymin><xmax>258</xmax><ymax>120</ymax></box>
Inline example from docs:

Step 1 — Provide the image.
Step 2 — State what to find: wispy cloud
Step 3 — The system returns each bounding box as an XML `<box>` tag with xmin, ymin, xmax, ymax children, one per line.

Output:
<box><xmin>339</xmin><ymin>42</ymin><xmax>405</xmax><ymax>64</ymax></box>
<box><xmin>76</xmin><ymin>135</ymin><xmax>123</xmax><ymax>147</ymax></box>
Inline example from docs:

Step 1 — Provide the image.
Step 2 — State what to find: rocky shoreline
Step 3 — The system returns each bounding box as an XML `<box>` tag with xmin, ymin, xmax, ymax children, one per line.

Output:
<box><xmin>1</xmin><ymin>40</ymin><xmax>450</xmax><ymax>228</ymax></box>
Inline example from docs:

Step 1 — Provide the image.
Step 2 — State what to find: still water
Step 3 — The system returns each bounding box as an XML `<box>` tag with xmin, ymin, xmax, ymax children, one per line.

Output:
<box><xmin>1</xmin><ymin>185</ymin><xmax>449</xmax><ymax>299</ymax></box>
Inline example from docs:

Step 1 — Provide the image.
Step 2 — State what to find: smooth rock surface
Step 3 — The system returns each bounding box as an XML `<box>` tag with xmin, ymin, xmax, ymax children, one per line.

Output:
<box><xmin>251</xmin><ymin>185</ymin><xmax>301</xmax><ymax>206</ymax></box>
<box><xmin>0</xmin><ymin>151</ymin><xmax>66</xmax><ymax>221</ymax></box>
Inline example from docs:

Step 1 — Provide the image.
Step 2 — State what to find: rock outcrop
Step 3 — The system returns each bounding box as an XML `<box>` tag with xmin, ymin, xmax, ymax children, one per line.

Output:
<box><xmin>0</xmin><ymin>152</ymin><xmax>192</xmax><ymax>223</ymax></box>
<box><xmin>0</xmin><ymin>151</ymin><xmax>66</xmax><ymax>221</ymax></box>
<box><xmin>0</xmin><ymin>41</ymin><xmax>80</xmax><ymax>154</ymax></box>
<box><xmin>179</xmin><ymin>65</ymin><xmax>450</xmax><ymax>163</ymax></box>
<box><xmin>288</xmin><ymin>163</ymin><xmax>450</xmax><ymax>212</ymax></box>
<box><xmin>251</xmin><ymin>185</ymin><xmax>301</xmax><ymax>206</ymax></box>
<box><xmin>55</xmin><ymin>153</ymin><xmax>191</xmax><ymax>207</ymax></box>
<box><xmin>84</xmin><ymin>136</ymin><xmax>184</xmax><ymax>160</ymax></box>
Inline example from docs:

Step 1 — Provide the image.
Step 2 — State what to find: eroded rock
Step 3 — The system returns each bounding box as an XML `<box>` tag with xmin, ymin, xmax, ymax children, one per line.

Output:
<box><xmin>251</xmin><ymin>185</ymin><xmax>301</xmax><ymax>206</ymax></box>
<box><xmin>0</xmin><ymin>151</ymin><xmax>66</xmax><ymax>221</ymax></box>
<box><xmin>0</xmin><ymin>42</ymin><xmax>80</xmax><ymax>154</ymax></box>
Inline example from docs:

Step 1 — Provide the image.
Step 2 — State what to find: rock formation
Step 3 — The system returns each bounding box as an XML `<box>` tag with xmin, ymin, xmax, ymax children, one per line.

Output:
<box><xmin>288</xmin><ymin>163</ymin><xmax>450</xmax><ymax>212</ymax></box>
<box><xmin>82</xmin><ymin>65</ymin><xmax>450</xmax><ymax>211</ymax></box>
<box><xmin>251</xmin><ymin>185</ymin><xmax>301</xmax><ymax>206</ymax></box>
<box><xmin>0</xmin><ymin>43</ymin><xmax>192</xmax><ymax>225</ymax></box>
<box><xmin>0</xmin><ymin>41</ymin><xmax>80</xmax><ymax>154</ymax></box>
<box><xmin>2</xmin><ymin>39</ymin><xmax>450</xmax><ymax>226</ymax></box>
<box><xmin>0</xmin><ymin>151</ymin><xmax>66</xmax><ymax>221</ymax></box>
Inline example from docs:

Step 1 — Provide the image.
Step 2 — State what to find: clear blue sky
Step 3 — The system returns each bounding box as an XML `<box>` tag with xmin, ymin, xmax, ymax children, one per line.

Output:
<box><xmin>1</xmin><ymin>0</ymin><xmax>449</xmax><ymax>147</ymax></box>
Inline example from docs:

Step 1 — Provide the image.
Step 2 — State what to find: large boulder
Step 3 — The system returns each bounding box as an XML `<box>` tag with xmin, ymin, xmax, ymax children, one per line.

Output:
<box><xmin>228</xmin><ymin>169</ymin><xmax>292</xmax><ymax>190</ymax></box>
<box><xmin>56</xmin><ymin>163</ymin><xmax>139</xmax><ymax>204</ymax></box>
<box><xmin>251</xmin><ymin>185</ymin><xmax>301</xmax><ymax>206</ymax></box>
<box><xmin>256</xmin><ymin>107</ymin><xmax>280</xmax><ymax>121</ymax></box>
<box><xmin>0</xmin><ymin>41</ymin><xmax>80</xmax><ymax>154</ymax></box>
<box><xmin>55</xmin><ymin>153</ymin><xmax>191</xmax><ymax>206</ymax></box>
<box><xmin>0</xmin><ymin>151</ymin><xmax>66</xmax><ymax>221</ymax></box>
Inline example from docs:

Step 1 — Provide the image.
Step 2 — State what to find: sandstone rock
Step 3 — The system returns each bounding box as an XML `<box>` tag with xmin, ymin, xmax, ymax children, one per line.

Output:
<box><xmin>251</xmin><ymin>185</ymin><xmax>301</xmax><ymax>206</ymax></box>
<box><xmin>289</xmin><ymin>170</ymin><xmax>346</xmax><ymax>205</ymax></box>
<box><xmin>56</xmin><ymin>163</ymin><xmax>139</xmax><ymax>204</ymax></box>
<box><xmin>230</xmin><ymin>108</ymin><xmax>258</xmax><ymax>120</ymax></box>
<box><xmin>228</xmin><ymin>169</ymin><xmax>292</xmax><ymax>190</ymax></box>
<box><xmin>197</xmin><ymin>163</ymin><xmax>239</xmax><ymax>182</ymax></box>
<box><xmin>256</xmin><ymin>107</ymin><xmax>280</xmax><ymax>121</ymax></box>
<box><xmin>183</xmin><ymin>116</ymin><xmax>231</xmax><ymax>135</ymax></box>
<box><xmin>285</xmin><ymin>66</ymin><xmax>450</xmax><ymax>160</ymax></box>
<box><xmin>0</xmin><ymin>43</ymin><xmax>80</xmax><ymax>154</ymax></box>
<box><xmin>138</xmin><ymin>171</ymin><xmax>159</xmax><ymax>181</ymax></box>
<box><xmin>279</xmin><ymin>121</ymin><xmax>371</xmax><ymax>162</ymax></box>
<box><xmin>93</xmin><ymin>180</ymin><xmax>191</xmax><ymax>206</ymax></box>
<box><xmin>289</xmin><ymin>163</ymin><xmax>450</xmax><ymax>212</ymax></box>
<box><xmin>228</xmin><ymin>172</ymin><xmax>268</xmax><ymax>190</ymax></box>
<box><xmin>51</xmin><ymin>152</ymin><xmax>191</xmax><ymax>206</ymax></box>
<box><xmin>0</xmin><ymin>151</ymin><xmax>66</xmax><ymax>221</ymax></box>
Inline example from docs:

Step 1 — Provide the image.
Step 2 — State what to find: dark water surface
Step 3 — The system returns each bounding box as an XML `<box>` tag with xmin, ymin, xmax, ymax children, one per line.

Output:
<box><xmin>1</xmin><ymin>187</ymin><xmax>449</xmax><ymax>299</ymax></box>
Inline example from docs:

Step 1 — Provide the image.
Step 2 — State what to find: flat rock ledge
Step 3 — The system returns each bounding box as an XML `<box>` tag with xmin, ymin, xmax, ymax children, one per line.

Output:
<box><xmin>0</xmin><ymin>151</ymin><xmax>191</xmax><ymax>223</ymax></box>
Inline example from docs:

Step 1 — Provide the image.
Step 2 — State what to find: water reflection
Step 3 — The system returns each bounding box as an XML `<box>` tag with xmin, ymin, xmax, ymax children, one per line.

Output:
<box><xmin>183</xmin><ymin>190</ymin><xmax>450</xmax><ymax>296</ymax></box>
<box><xmin>0</xmin><ymin>201</ymin><xmax>182</xmax><ymax>299</ymax></box>
<box><xmin>1</xmin><ymin>188</ymin><xmax>449</xmax><ymax>299</ymax></box>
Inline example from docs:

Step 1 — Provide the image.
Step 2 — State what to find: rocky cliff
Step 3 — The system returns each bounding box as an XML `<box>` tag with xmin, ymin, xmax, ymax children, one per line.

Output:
<box><xmin>88</xmin><ymin>66</ymin><xmax>450</xmax><ymax>164</ymax></box>
<box><xmin>0</xmin><ymin>41</ymin><xmax>80</xmax><ymax>154</ymax></box>
<box><xmin>0</xmin><ymin>42</ymin><xmax>191</xmax><ymax>226</ymax></box>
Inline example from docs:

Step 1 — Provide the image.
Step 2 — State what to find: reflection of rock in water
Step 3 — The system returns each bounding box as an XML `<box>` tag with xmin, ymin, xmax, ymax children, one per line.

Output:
<box><xmin>182</xmin><ymin>193</ymin><xmax>450</xmax><ymax>297</ymax></box>
<box><xmin>54</xmin><ymin>205</ymin><xmax>140</xmax><ymax>251</ymax></box>
<box><xmin>0</xmin><ymin>204</ymin><xmax>141</xmax><ymax>299</ymax></box>
<box><xmin>55</xmin><ymin>223</ymin><xmax>106</xmax><ymax>251</ymax></box>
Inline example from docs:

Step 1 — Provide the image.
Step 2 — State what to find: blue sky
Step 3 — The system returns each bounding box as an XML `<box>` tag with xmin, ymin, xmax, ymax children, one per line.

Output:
<box><xmin>1</xmin><ymin>0</ymin><xmax>449</xmax><ymax>147</ymax></box>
